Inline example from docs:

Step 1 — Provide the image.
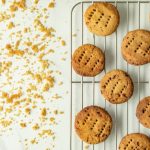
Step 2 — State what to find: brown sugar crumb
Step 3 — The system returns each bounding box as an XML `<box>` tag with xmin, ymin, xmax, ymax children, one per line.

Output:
<box><xmin>20</xmin><ymin>122</ymin><xmax>27</xmax><ymax>128</ymax></box>
<box><xmin>7</xmin><ymin>22</ymin><xmax>15</xmax><ymax>29</ymax></box>
<box><xmin>24</xmin><ymin>27</ymin><xmax>30</xmax><ymax>33</ymax></box>
<box><xmin>39</xmin><ymin>45</ymin><xmax>46</xmax><ymax>51</ymax></box>
<box><xmin>5</xmin><ymin>44</ymin><xmax>24</xmax><ymax>56</ymax></box>
<box><xmin>61</xmin><ymin>40</ymin><xmax>66</xmax><ymax>46</ymax></box>
<box><xmin>6</xmin><ymin>92</ymin><xmax>22</xmax><ymax>103</ymax></box>
<box><xmin>10</xmin><ymin>0</ymin><xmax>26</xmax><ymax>12</ymax></box>
<box><xmin>1</xmin><ymin>0</ymin><xmax>5</xmax><ymax>4</ymax></box>
<box><xmin>34</xmin><ymin>0</ymin><xmax>39</xmax><ymax>4</ymax></box>
<box><xmin>54</xmin><ymin>110</ymin><xmax>58</xmax><ymax>115</ymax></box>
<box><xmin>38</xmin><ymin>129</ymin><xmax>54</xmax><ymax>137</ymax></box>
<box><xmin>0</xmin><ymin>61</ymin><xmax>12</xmax><ymax>73</ymax></box>
<box><xmin>0</xmin><ymin>106</ymin><xmax>3</xmax><ymax>111</ymax></box>
<box><xmin>41</xmin><ymin>108</ymin><xmax>47</xmax><ymax>116</ymax></box>
<box><xmin>32</xmin><ymin>124</ymin><xmax>40</xmax><ymax>130</ymax></box>
<box><xmin>35</xmin><ymin>74</ymin><xmax>42</xmax><ymax>83</ymax></box>
<box><xmin>6</xmin><ymin>108</ymin><xmax>12</xmax><ymax>113</ymax></box>
<box><xmin>48</xmin><ymin>1</ymin><xmax>55</xmax><ymax>8</ymax></box>
<box><xmin>34</xmin><ymin>19</ymin><xmax>55</xmax><ymax>37</ymax></box>
<box><xmin>52</xmin><ymin>94</ymin><xmax>62</xmax><ymax>99</ymax></box>
<box><xmin>1</xmin><ymin>92</ymin><xmax>9</xmax><ymax>98</ymax></box>
<box><xmin>34</xmin><ymin>94</ymin><xmax>43</xmax><ymax>100</ymax></box>
<box><xmin>31</xmin><ymin>138</ymin><xmax>38</xmax><ymax>144</ymax></box>
<box><xmin>48</xmin><ymin>49</ymin><xmax>55</xmax><ymax>53</ymax></box>
<box><xmin>10</xmin><ymin>5</ymin><xmax>18</xmax><ymax>12</ymax></box>
<box><xmin>40</xmin><ymin>60</ymin><xmax>49</xmax><ymax>69</ymax></box>
<box><xmin>60</xmin><ymin>111</ymin><xmax>64</xmax><ymax>114</ymax></box>
<box><xmin>50</xmin><ymin>117</ymin><xmax>55</xmax><ymax>122</ymax></box>
<box><xmin>46</xmin><ymin>76</ymin><xmax>55</xmax><ymax>87</ymax></box>
<box><xmin>25</xmin><ymin>108</ymin><xmax>31</xmax><ymax>115</ymax></box>
<box><xmin>42</xmin><ymin>83</ymin><xmax>50</xmax><ymax>92</ymax></box>
<box><xmin>0</xmin><ymin>120</ymin><xmax>12</xmax><ymax>127</ymax></box>
<box><xmin>0</xmin><ymin>12</ymin><xmax>11</xmax><ymax>22</ymax></box>
<box><xmin>28</xmin><ymin>84</ymin><xmax>37</xmax><ymax>91</ymax></box>
<box><xmin>32</xmin><ymin>45</ymin><xmax>39</xmax><ymax>53</ymax></box>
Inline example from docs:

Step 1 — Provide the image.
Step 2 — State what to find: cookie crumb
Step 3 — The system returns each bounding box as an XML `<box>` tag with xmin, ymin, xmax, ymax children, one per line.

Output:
<box><xmin>25</xmin><ymin>108</ymin><xmax>31</xmax><ymax>115</ymax></box>
<box><xmin>61</xmin><ymin>40</ymin><xmax>66</xmax><ymax>46</ymax></box>
<box><xmin>1</xmin><ymin>0</ymin><xmax>5</xmax><ymax>4</ymax></box>
<box><xmin>20</xmin><ymin>123</ymin><xmax>27</xmax><ymax>128</ymax></box>
<box><xmin>7</xmin><ymin>22</ymin><xmax>15</xmax><ymax>29</ymax></box>
<box><xmin>41</xmin><ymin>108</ymin><xmax>47</xmax><ymax>116</ymax></box>
<box><xmin>32</xmin><ymin>124</ymin><xmax>39</xmax><ymax>130</ymax></box>
<box><xmin>48</xmin><ymin>1</ymin><xmax>55</xmax><ymax>8</ymax></box>
<box><xmin>34</xmin><ymin>0</ymin><xmax>39</xmax><ymax>4</ymax></box>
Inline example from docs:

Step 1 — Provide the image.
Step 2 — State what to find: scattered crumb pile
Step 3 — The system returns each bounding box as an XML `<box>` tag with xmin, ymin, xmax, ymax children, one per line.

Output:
<box><xmin>0</xmin><ymin>0</ymin><xmax>67</xmax><ymax>149</ymax></box>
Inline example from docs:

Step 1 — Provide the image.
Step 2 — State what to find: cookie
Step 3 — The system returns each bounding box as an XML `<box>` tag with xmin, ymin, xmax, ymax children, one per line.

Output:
<box><xmin>136</xmin><ymin>96</ymin><xmax>150</xmax><ymax>128</ymax></box>
<box><xmin>122</xmin><ymin>29</ymin><xmax>150</xmax><ymax>65</ymax></box>
<box><xmin>72</xmin><ymin>44</ymin><xmax>105</xmax><ymax>77</ymax></box>
<box><xmin>84</xmin><ymin>2</ymin><xmax>120</xmax><ymax>36</ymax></box>
<box><xmin>119</xmin><ymin>133</ymin><xmax>150</xmax><ymax>150</ymax></box>
<box><xmin>75</xmin><ymin>106</ymin><xmax>112</xmax><ymax>144</ymax></box>
<box><xmin>100</xmin><ymin>70</ymin><xmax>133</xmax><ymax>104</ymax></box>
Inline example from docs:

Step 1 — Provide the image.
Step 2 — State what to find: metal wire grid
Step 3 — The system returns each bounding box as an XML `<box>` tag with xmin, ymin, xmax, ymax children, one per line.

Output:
<box><xmin>70</xmin><ymin>1</ymin><xmax>150</xmax><ymax>150</ymax></box>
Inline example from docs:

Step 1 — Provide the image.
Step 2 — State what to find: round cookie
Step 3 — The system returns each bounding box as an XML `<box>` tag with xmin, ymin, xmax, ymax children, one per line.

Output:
<box><xmin>122</xmin><ymin>29</ymin><xmax>150</xmax><ymax>65</ymax></box>
<box><xmin>72</xmin><ymin>44</ymin><xmax>105</xmax><ymax>77</ymax></box>
<box><xmin>119</xmin><ymin>133</ymin><xmax>150</xmax><ymax>150</ymax></box>
<box><xmin>136</xmin><ymin>96</ymin><xmax>150</xmax><ymax>128</ymax></box>
<box><xmin>100</xmin><ymin>70</ymin><xmax>133</xmax><ymax>104</ymax></box>
<box><xmin>75</xmin><ymin>106</ymin><xmax>112</xmax><ymax>144</ymax></box>
<box><xmin>84</xmin><ymin>2</ymin><xmax>120</xmax><ymax>36</ymax></box>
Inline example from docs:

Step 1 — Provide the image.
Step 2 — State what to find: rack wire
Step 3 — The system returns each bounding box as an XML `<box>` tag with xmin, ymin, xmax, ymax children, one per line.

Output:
<box><xmin>70</xmin><ymin>1</ymin><xmax>150</xmax><ymax>150</ymax></box>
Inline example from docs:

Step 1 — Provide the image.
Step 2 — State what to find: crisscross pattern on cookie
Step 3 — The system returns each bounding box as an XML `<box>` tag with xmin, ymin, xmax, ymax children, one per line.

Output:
<box><xmin>84</xmin><ymin>2</ymin><xmax>120</xmax><ymax>36</ymax></box>
<box><xmin>122</xmin><ymin>30</ymin><xmax>150</xmax><ymax>65</ymax></box>
<box><xmin>100</xmin><ymin>70</ymin><xmax>133</xmax><ymax>104</ymax></box>
<box><xmin>119</xmin><ymin>133</ymin><xmax>150</xmax><ymax>150</ymax></box>
<box><xmin>136</xmin><ymin>96</ymin><xmax>150</xmax><ymax>128</ymax></box>
<box><xmin>72</xmin><ymin>44</ymin><xmax>105</xmax><ymax>76</ymax></box>
<box><xmin>75</xmin><ymin>106</ymin><xmax>112</xmax><ymax>144</ymax></box>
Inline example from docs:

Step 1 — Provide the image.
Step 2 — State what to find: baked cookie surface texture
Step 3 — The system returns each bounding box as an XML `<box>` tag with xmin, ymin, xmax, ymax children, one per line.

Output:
<box><xmin>84</xmin><ymin>2</ymin><xmax>120</xmax><ymax>36</ymax></box>
<box><xmin>72</xmin><ymin>44</ymin><xmax>105</xmax><ymax>77</ymax></box>
<box><xmin>100</xmin><ymin>70</ymin><xmax>134</xmax><ymax>104</ymax></box>
<box><xmin>119</xmin><ymin>133</ymin><xmax>150</xmax><ymax>150</ymax></box>
<box><xmin>75</xmin><ymin>106</ymin><xmax>112</xmax><ymax>144</ymax></box>
<box><xmin>122</xmin><ymin>29</ymin><xmax>150</xmax><ymax>65</ymax></box>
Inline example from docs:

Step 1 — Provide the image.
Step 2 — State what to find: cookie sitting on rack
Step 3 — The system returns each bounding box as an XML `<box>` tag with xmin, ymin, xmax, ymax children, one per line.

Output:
<box><xmin>72</xmin><ymin>44</ymin><xmax>105</xmax><ymax>77</ymax></box>
<box><xmin>119</xmin><ymin>133</ymin><xmax>150</xmax><ymax>150</ymax></box>
<box><xmin>100</xmin><ymin>69</ymin><xmax>134</xmax><ymax>104</ymax></box>
<box><xmin>121</xmin><ymin>29</ymin><xmax>150</xmax><ymax>65</ymax></box>
<box><xmin>84</xmin><ymin>2</ymin><xmax>120</xmax><ymax>36</ymax></box>
<box><xmin>75</xmin><ymin>106</ymin><xmax>112</xmax><ymax>144</ymax></box>
<box><xmin>136</xmin><ymin>96</ymin><xmax>150</xmax><ymax>128</ymax></box>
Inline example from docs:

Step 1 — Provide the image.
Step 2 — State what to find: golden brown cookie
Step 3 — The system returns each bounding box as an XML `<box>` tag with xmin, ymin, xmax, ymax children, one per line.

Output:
<box><xmin>84</xmin><ymin>2</ymin><xmax>120</xmax><ymax>36</ymax></box>
<box><xmin>100</xmin><ymin>70</ymin><xmax>133</xmax><ymax>104</ymax></box>
<box><xmin>136</xmin><ymin>96</ymin><xmax>150</xmax><ymax>128</ymax></box>
<box><xmin>122</xmin><ymin>29</ymin><xmax>150</xmax><ymax>65</ymax></box>
<box><xmin>72</xmin><ymin>44</ymin><xmax>105</xmax><ymax>77</ymax></box>
<box><xmin>119</xmin><ymin>133</ymin><xmax>150</xmax><ymax>150</ymax></box>
<box><xmin>75</xmin><ymin>106</ymin><xmax>112</xmax><ymax>144</ymax></box>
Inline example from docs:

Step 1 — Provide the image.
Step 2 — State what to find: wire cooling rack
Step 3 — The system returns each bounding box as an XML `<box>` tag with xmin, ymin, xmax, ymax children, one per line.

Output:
<box><xmin>70</xmin><ymin>1</ymin><xmax>150</xmax><ymax>150</ymax></box>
